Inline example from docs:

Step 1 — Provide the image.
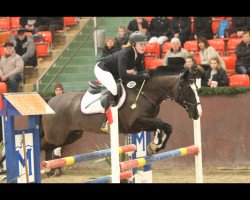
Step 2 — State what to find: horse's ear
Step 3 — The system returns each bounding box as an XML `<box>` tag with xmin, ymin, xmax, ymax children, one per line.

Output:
<box><xmin>180</xmin><ymin>69</ymin><xmax>190</xmax><ymax>80</ymax></box>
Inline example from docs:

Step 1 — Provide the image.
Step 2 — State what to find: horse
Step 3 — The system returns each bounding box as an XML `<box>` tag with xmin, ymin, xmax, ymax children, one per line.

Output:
<box><xmin>41</xmin><ymin>67</ymin><xmax>202</xmax><ymax>162</ymax></box>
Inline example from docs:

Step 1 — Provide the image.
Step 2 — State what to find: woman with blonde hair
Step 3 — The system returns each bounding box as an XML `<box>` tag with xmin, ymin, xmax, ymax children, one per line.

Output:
<box><xmin>203</xmin><ymin>56</ymin><xmax>229</xmax><ymax>87</ymax></box>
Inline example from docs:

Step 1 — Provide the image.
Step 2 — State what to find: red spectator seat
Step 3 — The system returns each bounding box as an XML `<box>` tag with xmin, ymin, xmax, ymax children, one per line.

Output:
<box><xmin>227</xmin><ymin>52</ymin><xmax>237</xmax><ymax>58</ymax></box>
<box><xmin>230</xmin><ymin>74</ymin><xmax>249</xmax><ymax>86</ymax></box>
<box><xmin>212</xmin><ymin>20</ymin><xmax>220</xmax><ymax>34</ymax></box>
<box><xmin>184</xmin><ymin>40</ymin><xmax>198</xmax><ymax>53</ymax></box>
<box><xmin>36</xmin><ymin>31</ymin><xmax>52</xmax><ymax>44</ymax></box>
<box><xmin>10</xmin><ymin>17</ymin><xmax>21</xmax><ymax>29</ymax></box>
<box><xmin>0</xmin><ymin>17</ymin><xmax>10</xmax><ymax>31</ymax></box>
<box><xmin>63</xmin><ymin>17</ymin><xmax>78</xmax><ymax>27</ymax></box>
<box><xmin>149</xmin><ymin>58</ymin><xmax>163</xmax><ymax>69</ymax></box>
<box><xmin>162</xmin><ymin>42</ymin><xmax>171</xmax><ymax>58</ymax></box>
<box><xmin>208</xmin><ymin>38</ymin><xmax>225</xmax><ymax>55</ymax></box>
<box><xmin>144</xmin><ymin>17</ymin><xmax>153</xmax><ymax>25</ymax></box>
<box><xmin>194</xmin><ymin>54</ymin><xmax>201</xmax><ymax>64</ymax></box>
<box><xmin>144</xmin><ymin>56</ymin><xmax>155</xmax><ymax>70</ymax></box>
<box><xmin>55</xmin><ymin>29</ymin><xmax>67</xmax><ymax>44</ymax></box>
<box><xmin>227</xmin><ymin>38</ymin><xmax>242</xmax><ymax>53</ymax></box>
<box><xmin>0</xmin><ymin>44</ymin><xmax>4</xmax><ymax>57</ymax></box>
<box><xmin>0</xmin><ymin>82</ymin><xmax>7</xmax><ymax>109</ymax></box>
<box><xmin>0</xmin><ymin>31</ymin><xmax>12</xmax><ymax>44</ymax></box>
<box><xmin>221</xmin><ymin>56</ymin><xmax>236</xmax><ymax>71</ymax></box>
<box><xmin>36</xmin><ymin>43</ymin><xmax>51</xmax><ymax>57</ymax></box>
<box><xmin>144</xmin><ymin>43</ymin><xmax>160</xmax><ymax>58</ymax></box>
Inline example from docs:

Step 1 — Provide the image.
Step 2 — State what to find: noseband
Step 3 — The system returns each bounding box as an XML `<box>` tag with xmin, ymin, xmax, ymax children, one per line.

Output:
<box><xmin>178</xmin><ymin>79</ymin><xmax>200</xmax><ymax>112</ymax></box>
<box><xmin>149</xmin><ymin>78</ymin><xmax>200</xmax><ymax>108</ymax></box>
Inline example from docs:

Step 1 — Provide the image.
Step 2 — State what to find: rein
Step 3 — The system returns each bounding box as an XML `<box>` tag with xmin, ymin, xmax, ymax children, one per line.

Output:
<box><xmin>139</xmin><ymin>77</ymin><xmax>200</xmax><ymax>109</ymax></box>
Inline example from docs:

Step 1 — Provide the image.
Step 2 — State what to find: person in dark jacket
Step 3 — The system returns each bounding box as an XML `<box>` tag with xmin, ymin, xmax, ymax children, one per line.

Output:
<box><xmin>148</xmin><ymin>17</ymin><xmax>171</xmax><ymax>44</ymax></box>
<box><xmin>94</xmin><ymin>31</ymin><xmax>150</xmax><ymax>132</ymax></box>
<box><xmin>19</xmin><ymin>17</ymin><xmax>42</xmax><ymax>34</ymax></box>
<box><xmin>202</xmin><ymin>56</ymin><xmax>229</xmax><ymax>87</ymax></box>
<box><xmin>14</xmin><ymin>29</ymin><xmax>37</xmax><ymax>68</ymax></box>
<box><xmin>170</xmin><ymin>17</ymin><xmax>191</xmax><ymax>46</ymax></box>
<box><xmin>235</xmin><ymin>31</ymin><xmax>250</xmax><ymax>75</ymax></box>
<box><xmin>95</xmin><ymin>31</ymin><xmax>150</xmax><ymax>96</ymax></box>
<box><xmin>127</xmin><ymin>17</ymin><xmax>149</xmax><ymax>35</ymax></box>
<box><xmin>35</xmin><ymin>17</ymin><xmax>64</xmax><ymax>44</ymax></box>
<box><xmin>230</xmin><ymin>17</ymin><xmax>250</xmax><ymax>38</ymax></box>
<box><xmin>193</xmin><ymin>17</ymin><xmax>213</xmax><ymax>40</ymax></box>
<box><xmin>115</xmin><ymin>25</ymin><xmax>129</xmax><ymax>49</ymax></box>
<box><xmin>101</xmin><ymin>37</ymin><xmax>120</xmax><ymax>58</ymax></box>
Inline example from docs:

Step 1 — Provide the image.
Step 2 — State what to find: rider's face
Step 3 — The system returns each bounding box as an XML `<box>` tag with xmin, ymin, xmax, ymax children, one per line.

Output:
<box><xmin>135</xmin><ymin>42</ymin><xmax>147</xmax><ymax>54</ymax></box>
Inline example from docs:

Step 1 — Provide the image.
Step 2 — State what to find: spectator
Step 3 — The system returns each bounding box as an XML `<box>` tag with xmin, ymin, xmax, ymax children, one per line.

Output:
<box><xmin>101</xmin><ymin>37</ymin><xmax>120</xmax><ymax>58</ymax></box>
<box><xmin>163</xmin><ymin>37</ymin><xmax>189</xmax><ymax>72</ymax></box>
<box><xmin>127</xmin><ymin>17</ymin><xmax>149</xmax><ymax>35</ymax></box>
<box><xmin>193</xmin><ymin>17</ymin><xmax>213</xmax><ymax>40</ymax></box>
<box><xmin>170</xmin><ymin>17</ymin><xmax>191</xmax><ymax>46</ymax></box>
<box><xmin>0</xmin><ymin>42</ymin><xmax>24</xmax><ymax>92</ymax></box>
<box><xmin>115</xmin><ymin>25</ymin><xmax>129</xmax><ymax>49</ymax></box>
<box><xmin>202</xmin><ymin>56</ymin><xmax>229</xmax><ymax>87</ymax></box>
<box><xmin>19</xmin><ymin>17</ymin><xmax>42</xmax><ymax>34</ymax></box>
<box><xmin>185</xmin><ymin>55</ymin><xmax>205</xmax><ymax>82</ymax></box>
<box><xmin>35</xmin><ymin>17</ymin><xmax>64</xmax><ymax>45</ymax></box>
<box><xmin>50</xmin><ymin>83</ymin><xmax>64</xmax><ymax>176</ymax></box>
<box><xmin>148</xmin><ymin>17</ymin><xmax>171</xmax><ymax>45</ymax></box>
<box><xmin>235</xmin><ymin>31</ymin><xmax>250</xmax><ymax>75</ymax></box>
<box><xmin>13</xmin><ymin>29</ymin><xmax>37</xmax><ymax>68</ymax></box>
<box><xmin>230</xmin><ymin>17</ymin><xmax>250</xmax><ymax>38</ymax></box>
<box><xmin>197</xmin><ymin>37</ymin><xmax>225</xmax><ymax>70</ymax></box>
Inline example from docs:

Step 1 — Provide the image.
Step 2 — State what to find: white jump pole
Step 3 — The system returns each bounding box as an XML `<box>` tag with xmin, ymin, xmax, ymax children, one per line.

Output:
<box><xmin>93</xmin><ymin>17</ymin><xmax>98</xmax><ymax>57</ymax></box>
<box><xmin>193</xmin><ymin>78</ymin><xmax>203</xmax><ymax>183</ymax></box>
<box><xmin>109</xmin><ymin>105</ymin><xmax>120</xmax><ymax>183</ymax></box>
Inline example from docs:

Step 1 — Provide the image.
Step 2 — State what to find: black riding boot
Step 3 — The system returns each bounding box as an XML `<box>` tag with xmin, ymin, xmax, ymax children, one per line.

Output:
<box><xmin>101</xmin><ymin>94</ymin><xmax>117</xmax><ymax>133</ymax></box>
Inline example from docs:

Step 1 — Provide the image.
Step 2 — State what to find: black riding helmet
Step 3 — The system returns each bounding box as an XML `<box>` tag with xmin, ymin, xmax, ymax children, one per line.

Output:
<box><xmin>129</xmin><ymin>31</ymin><xmax>148</xmax><ymax>46</ymax></box>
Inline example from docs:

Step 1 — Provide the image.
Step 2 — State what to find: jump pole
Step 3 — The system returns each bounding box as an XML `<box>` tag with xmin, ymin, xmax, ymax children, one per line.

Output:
<box><xmin>120</xmin><ymin>145</ymin><xmax>199</xmax><ymax>171</ymax></box>
<box><xmin>107</xmin><ymin>104</ymin><xmax>120</xmax><ymax>183</ymax></box>
<box><xmin>41</xmin><ymin>144</ymin><xmax>136</xmax><ymax>169</ymax></box>
<box><xmin>85</xmin><ymin>171</ymin><xmax>133</xmax><ymax>183</ymax></box>
<box><xmin>193</xmin><ymin>78</ymin><xmax>203</xmax><ymax>183</ymax></box>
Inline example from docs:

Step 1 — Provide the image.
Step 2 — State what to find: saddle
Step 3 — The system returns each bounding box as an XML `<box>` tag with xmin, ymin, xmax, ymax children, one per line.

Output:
<box><xmin>81</xmin><ymin>80</ymin><xmax>126</xmax><ymax>114</ymax></box>
<box><xmin>88</xmin><ymin>80</ymin><xmax>123</xmax><ymax>111</ymax></box>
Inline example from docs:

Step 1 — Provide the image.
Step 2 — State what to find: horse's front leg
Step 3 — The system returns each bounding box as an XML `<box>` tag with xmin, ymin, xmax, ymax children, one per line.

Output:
<box><xmin>130</xmin><ymin>117</ymin><xmax>172</xmax><ymax>155</ymax></box>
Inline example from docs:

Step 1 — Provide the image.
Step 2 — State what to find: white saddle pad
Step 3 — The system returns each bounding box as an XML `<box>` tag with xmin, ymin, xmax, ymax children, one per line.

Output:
<box><xmin>81</xmin><ymin>84</ymin><xmax>126</xmax><ymax>114</ymax></box>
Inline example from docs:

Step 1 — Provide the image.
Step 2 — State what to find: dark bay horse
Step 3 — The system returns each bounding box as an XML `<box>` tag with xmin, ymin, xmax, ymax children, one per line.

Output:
<box><xmin>41</xmin><ymin>68</ymin><xmax>202</xmax><ymax>160</ymax></box>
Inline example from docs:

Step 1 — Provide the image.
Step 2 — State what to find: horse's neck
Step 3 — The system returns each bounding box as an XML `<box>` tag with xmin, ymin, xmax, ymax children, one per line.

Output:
<box><xmin>145</xmin><ymin>76</ymin><xmax>179</xmax><ymax>103</ymax></box>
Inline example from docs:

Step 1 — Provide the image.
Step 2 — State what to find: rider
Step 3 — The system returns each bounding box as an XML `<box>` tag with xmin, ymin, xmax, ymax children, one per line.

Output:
<box><xmin>94</xmin><ymin>31</ymin><xmax>151</xmax><ymax>132</ymax></box>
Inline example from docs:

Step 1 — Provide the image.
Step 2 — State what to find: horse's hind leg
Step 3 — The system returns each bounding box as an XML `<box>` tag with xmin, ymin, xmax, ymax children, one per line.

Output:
<box><xmin>131</xmin><ymin>117</ymin><xmax>172</xmax><ymax>155</ymax></box>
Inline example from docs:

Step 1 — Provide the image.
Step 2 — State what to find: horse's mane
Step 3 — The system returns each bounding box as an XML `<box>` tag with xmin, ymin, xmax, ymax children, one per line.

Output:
<box><xmin>148</xmin><ymin>65</ymin><xmax>185</xmax><ymax>77</ymax></box>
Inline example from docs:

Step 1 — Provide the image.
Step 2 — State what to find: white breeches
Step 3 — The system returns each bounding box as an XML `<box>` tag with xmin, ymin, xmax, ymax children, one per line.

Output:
<box><xmin>94</xmin><ymin>63</ymin><xmax>117</xmax><ymax>96</ymax></box>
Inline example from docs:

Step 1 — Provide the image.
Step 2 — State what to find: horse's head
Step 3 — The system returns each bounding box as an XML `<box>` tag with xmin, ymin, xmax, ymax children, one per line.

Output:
<box><xmin>175</xmin><ymin>69</ymin><xmax>202</xmax><ymax>120</ymax></box>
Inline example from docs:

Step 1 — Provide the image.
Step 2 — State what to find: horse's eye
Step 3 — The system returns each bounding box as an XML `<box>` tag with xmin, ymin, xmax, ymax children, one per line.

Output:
<box><xmin>189</xmin><ymin>79</ymin><xmax>195</xmax><ymax>84</ymax></box>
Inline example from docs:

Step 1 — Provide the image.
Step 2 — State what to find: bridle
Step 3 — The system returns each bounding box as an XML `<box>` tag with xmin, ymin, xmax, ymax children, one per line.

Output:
<box><xmin>177</xmin><ymin>79</ymin><xmax>201</xmax><ymax>112</ymax></box>
<box><xmin>141</xmin><ymin>77</ymin><xmax>200</xmax><ymax>112</ymax></box>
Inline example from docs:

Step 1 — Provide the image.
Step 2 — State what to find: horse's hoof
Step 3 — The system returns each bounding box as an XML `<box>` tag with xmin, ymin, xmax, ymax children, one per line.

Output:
<box><xmin>147</xmin><ymin>142</ymin><xmax>158</xmax><ymax>155</ymax></box>
<box><xmin>51</xmin><ymin>169</ymin><xmax>62</xmax><ymax>177</ymax></box>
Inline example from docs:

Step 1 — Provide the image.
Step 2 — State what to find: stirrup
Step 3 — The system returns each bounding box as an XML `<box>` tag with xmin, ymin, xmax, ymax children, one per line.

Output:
<box><xmin>101</xmin><ymin>121</ymin><xmax>110</xmax><ymax>133</ymax></box>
